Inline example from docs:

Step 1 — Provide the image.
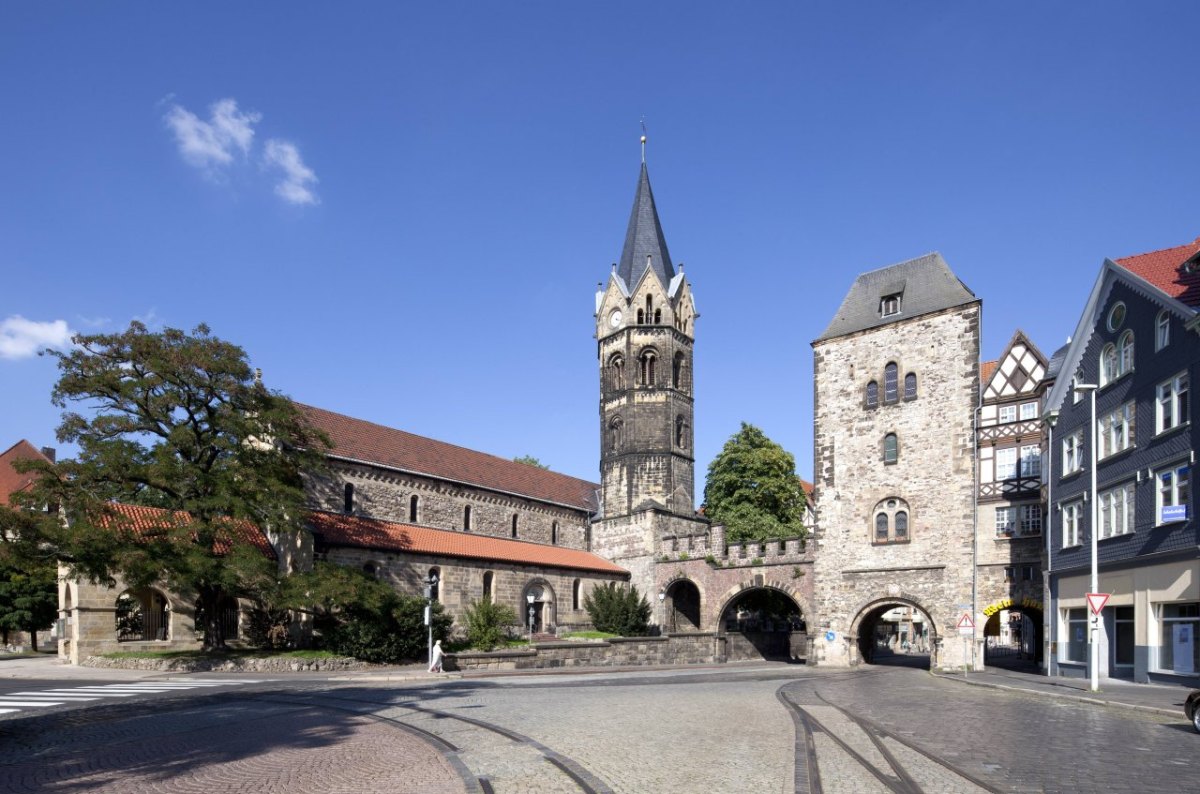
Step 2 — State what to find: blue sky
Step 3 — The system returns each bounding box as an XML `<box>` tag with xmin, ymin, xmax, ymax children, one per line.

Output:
<box><xmin>3</xmin><ymin>3</ymin><xmax>1198</xmax><ymax>488</ymax></box>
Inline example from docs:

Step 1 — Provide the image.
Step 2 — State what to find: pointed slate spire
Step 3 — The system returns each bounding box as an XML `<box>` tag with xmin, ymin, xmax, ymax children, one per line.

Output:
<box><xmin>617</xmin><ymin>163</ymin><xmax>675</xmax><ymax>289</ymax></box>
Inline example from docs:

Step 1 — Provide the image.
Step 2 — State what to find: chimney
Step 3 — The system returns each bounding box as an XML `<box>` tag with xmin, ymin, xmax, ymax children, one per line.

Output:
<box><xmin>40</xmin><ymin>447</ymin><xmax>56</xmax><ymax>463</ymax></box>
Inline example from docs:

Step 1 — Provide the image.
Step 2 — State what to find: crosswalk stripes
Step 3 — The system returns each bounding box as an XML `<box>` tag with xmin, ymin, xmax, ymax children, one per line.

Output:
<box><xmin>0</xmin><ymin>678</ymin><xmax>275</xmax><ymax>718</ymax></box>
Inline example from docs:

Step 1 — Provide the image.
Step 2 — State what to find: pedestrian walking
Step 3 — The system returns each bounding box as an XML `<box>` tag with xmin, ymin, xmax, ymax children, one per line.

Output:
<box><xmin>429</xmin><ymin>639</ymin><xmax>445</xmax><ymax>673</ymax></box>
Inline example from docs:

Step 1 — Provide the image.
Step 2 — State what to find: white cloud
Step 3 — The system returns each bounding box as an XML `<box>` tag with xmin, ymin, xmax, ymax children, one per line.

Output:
<box><xmin>164</xmin><ymin>98</ymin><xmax>261</xmax><ymax>172</ymax></box>
<box><xmin>0</xmin><ymin>316</ymin><xmax>74</xmax><ymax>360</ymax></box>
<box><xmin>263</xmin><ymin>139</ymin><xmax>319</xmax><ymax>205</ymax></box>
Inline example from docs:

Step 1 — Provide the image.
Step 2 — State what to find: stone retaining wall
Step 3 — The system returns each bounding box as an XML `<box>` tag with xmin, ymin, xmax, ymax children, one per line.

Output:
<box><xmin>82</xmin><ymin>655</ymin><xmax>375</xmax><ymax>673</ymax></box>
<box><xmin>447</xmin><ymin>632</ymin><xmax>722</xmax><ymax>671</ymax></box>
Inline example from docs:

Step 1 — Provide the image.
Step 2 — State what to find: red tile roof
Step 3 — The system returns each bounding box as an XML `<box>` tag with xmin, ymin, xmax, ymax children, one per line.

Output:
<box><xmin>0</xmin><ymin>440</ymin><xmax>53</xmax><ymax>506</ymax></box>
<box><xmin>980</xmin><ymin>360</ymin><xmax>998</xmax><ymax>385</ymax></box>
<box><xmin>299</xmin><ymin>404</ymin><xmax>599</xmax><ymax>512</ymax></box>
<box><xmin>308</xmin><ymin>511</ymin><xmax>627</xmax><ymax>575</ymax></box>
<box><xmin>1113</xmin><ymin>236</ymin><xmax>1200</xmax><ymax>307</ymax></box>
<box><xmin>99</xmin><ymin>503</ymin><xmax>277</xmax><ymax>560</ymax></box>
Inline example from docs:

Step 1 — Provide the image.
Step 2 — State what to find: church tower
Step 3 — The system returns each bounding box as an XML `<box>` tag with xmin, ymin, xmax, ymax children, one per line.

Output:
<box><xmin>591</xmin><ymin>155</ymin><xmax>707</xmax><ymax>594</ymax></box>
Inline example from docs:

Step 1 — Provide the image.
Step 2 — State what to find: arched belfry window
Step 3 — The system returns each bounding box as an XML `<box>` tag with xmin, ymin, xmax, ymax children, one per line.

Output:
<box><xmin>646</xmin><ymin>295</ymin><xmax>653</xmax><ymax>323</ymax></box>
<box><xmin>672</xmin><ymin>352</ymin><xmax>685</xmax><ymax>390</ymax></box>
<box><xmin>609</xmin><ymin>353</ymin><xmax>625</xmax><ymax>391</ymax></box>
<box><xmin>904</xmin><ymin>372</ymin><xmax>917</xmax><ymax>401</ymax></box>
<box><xmin>872</xmin><ymin>497</ymin><xmax>911</xmax><ymax>545</ymax></box>
<box><xmin>654</xmin><ymin>308</ymin><xmax>662</xmax><ymax>324</ymax></box>
<box><xmin>675</xmin><ymin>415</ymin><xmax>689</xmax><ymax>449</ymax></box>
<box><xmin>884</xmin><ymin>363</ymin><xmax>899</xmax><ymax>404</ymax></box>
<box><xmin>637</xmin><ymin>309</ymin><xmax>645</xmax><ymax>324</ymax></box>
<box><xmin>866</xmin><ymin>381</ymin><xmax>879</xmax><ymax>409</ymax></box>
<box><xmin>608</xmin><ymin>416</ymin><xmax>624</xmax><ymax>453</ymax></box>
<box><xmin>639</xmin><ymin>350</ymin><xmax>657</xmax><ymax>386</ymax></box>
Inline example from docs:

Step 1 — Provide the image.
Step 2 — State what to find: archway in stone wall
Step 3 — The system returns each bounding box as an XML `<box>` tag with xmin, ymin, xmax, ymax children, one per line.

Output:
<box><xmin>850</xmin><ymin>598</ymin><xmax>938</xmax><ymax>669</ymax></box>
<box><xmin>664</xmin><ymin>578</ymin><xmax>701</xmax><ymax>632</ymax></box>
<box><xmin>983</xmin><ymin>607</ymin><xmax>1043</xmax><ymax>670</ymax></box>
<box><xmin>716</xmin><ymin>585</ymin><xmax>807</xmax><ymax>662</ymax></box>
<box><xmin>521</xmin><ymin>580</ymin><xmax>556</xmax><ymax>636</ymax></box>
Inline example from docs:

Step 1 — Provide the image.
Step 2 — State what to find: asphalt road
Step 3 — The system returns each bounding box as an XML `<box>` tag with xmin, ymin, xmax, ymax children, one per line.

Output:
<box><xmin>0</xmin><ymin>664</ymin><xmax>1195</xmax><ymax>793</ymax></box>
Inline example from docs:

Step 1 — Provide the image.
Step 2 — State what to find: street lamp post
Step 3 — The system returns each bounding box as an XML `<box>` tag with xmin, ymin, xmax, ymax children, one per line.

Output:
<box><xmin>1074</xmin><ymin>383</ymin><xmax>1100</xmax><ymax>692</ymax></box>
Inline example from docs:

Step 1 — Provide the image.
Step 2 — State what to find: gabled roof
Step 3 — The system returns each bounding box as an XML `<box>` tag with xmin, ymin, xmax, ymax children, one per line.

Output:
<box><xmin>982</xmin><ymin>330</ymin><xmax>1047</xmax><ymax>402</ymax></box>
<box><xmin>298</xmin><ymin>404</ymin><xmax>599</xmax><ymax>512</ymax></box>
<box><xmin>616</xmin><ymin>163</ymin><xmax>675</xmax><ymax>290</ymax></box>
<box><xmin>308</xmin><ymin>511</ymin><xmax>627</xmax><ymax>575</ymax></box>
<box><xmin>0</xmin><ymin>440</ymin><xmax>54</xmax><ymax>506</ymax></box>
<box><xmin>100</xmin><ymin>503</ymin><xmax>277</xmax><ymax>560</ymax></box>
<box><xmin>816</xmin><ymin>252</ymin><xmax>978</xmax><ymax>342</ymax></box>
<box><xmin>1113</xmin><ymin>236</ymin><xmax>1200</xmax><ymax>307</ymax></box>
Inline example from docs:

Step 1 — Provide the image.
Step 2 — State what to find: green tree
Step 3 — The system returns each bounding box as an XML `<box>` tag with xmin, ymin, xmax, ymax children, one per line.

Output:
<box><xmin>512</xmin><ymin>455</ymin><xmax>549</xmax><ymax>469</ymax></box>
<box><xmin>463</xmin><ymin>596</ymin><xmax>518</xmax><ymax>651</ymax></box>
<box><xmin>21</xmin><ymin>321</ymin><xmax>329</xmax><ymax>651</ymax></box>
<box><xmin>0</xmin><ymin>561</ymin><xmax>58</xmax><ymax>651</ymax></box>
<box><xmin>703</xmin><ymin>422</ymin><xmax>807</xmax><ymax>543</ymax></box>
<box><xmin>279</xmin><ymin>562</ymin><xmax>452</xmax><ymax>663</ymax></box>
<box><xmin>584</xmin><ymin>582</ymin><xmax>651</xmax><ymax>636</ymax></box>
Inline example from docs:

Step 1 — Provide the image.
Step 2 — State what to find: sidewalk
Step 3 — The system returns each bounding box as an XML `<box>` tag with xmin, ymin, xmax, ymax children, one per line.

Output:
<box><xmin>933</xmin><ymin>664</ymin><xmax>1194</xmax><ymax>719</ymax></box>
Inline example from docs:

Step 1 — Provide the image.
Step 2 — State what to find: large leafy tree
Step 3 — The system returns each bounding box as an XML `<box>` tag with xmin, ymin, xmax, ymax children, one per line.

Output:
<box><xmin>22</xmin><ymin>321</ymin><xmax>329</xmax><ymax>650</ymax></box>
<box><xmin>703</xmin><ymin>422</ymin><xmax>808</xmax><ymax>543</ymax></box>
<box><xmin>0</xmin><ymin>560</ymin><xmax>57</xmax><ymax>651</ymax></box>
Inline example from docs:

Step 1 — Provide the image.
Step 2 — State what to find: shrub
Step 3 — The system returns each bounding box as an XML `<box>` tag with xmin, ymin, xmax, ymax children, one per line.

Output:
<box><xmin>584</xmin><ymin>582</ymin><xmax>652</xmax><ymax>636</ymax></box>
<box><xmin>319</xmin><ymin>592</ymin><xmax>452</xmax><ymax>664</ymax></box>
<box><xmin>463</xmin><ymin>597</ymin><xmax>517</xmax><ymax>651</ymax></box>
<box><xmin>244</xmin><ymin>602</ymin><xmax>295</xmax><ymax>650</ymax></box>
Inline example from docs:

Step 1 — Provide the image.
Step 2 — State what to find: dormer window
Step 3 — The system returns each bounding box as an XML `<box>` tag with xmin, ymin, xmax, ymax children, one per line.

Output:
<box><xmin>880</xmin><ymin>293</ymin><xmax>902</xmax><ymax>317</ymax></box>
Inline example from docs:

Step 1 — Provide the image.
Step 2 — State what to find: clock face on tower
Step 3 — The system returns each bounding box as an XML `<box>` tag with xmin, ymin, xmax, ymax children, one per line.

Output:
<box><xmin>609</xmin><ymin>310</ymin><xmax>623</xmax><ymax>328</ymax></box>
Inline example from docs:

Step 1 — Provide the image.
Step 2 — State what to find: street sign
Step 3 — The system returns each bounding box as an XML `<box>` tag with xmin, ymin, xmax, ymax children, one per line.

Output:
<box><xmin>1086</xmin><ymin>593</ymin><xmax>1110</xmax><ymax>616</ymax></box>
<box><xmin>957</xmin><ymin>613</ymin><xmax>974</xmax><ymax>635</ymax></box>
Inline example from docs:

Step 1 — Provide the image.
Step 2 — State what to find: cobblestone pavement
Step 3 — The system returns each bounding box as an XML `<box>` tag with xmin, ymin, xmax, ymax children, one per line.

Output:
<box><xmin>0</xmin><ymin>665</ymin><xmax>1196</xmax><ymax>793</ymax></box>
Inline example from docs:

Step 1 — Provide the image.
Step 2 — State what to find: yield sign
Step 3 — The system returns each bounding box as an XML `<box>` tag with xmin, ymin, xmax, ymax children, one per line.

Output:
<box><xmin>1086</xmin><ymin>593</ymin><xmax>1110</xmax><ymax>616</ymax></box>
<box><xmin>956</xmin><ymin>613</ymin><xmax>975</xmax><ymax>631</ymax></box>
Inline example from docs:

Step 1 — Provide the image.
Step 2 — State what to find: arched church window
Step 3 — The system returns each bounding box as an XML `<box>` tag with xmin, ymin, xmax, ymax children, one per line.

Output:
<box><xmin>511</xmin><ymin>513</ymin><xmax>519</xmax><ymax>539</ymax></box>
<box><xmin>866</xmin><ymin>381</ymin><xmax>878</xmax><ymax>409</ymax></box>
<box><xmin>343</xmin><ymin>483</ymin><xmax>354</xmax><ymax>514</ymax></box>
<box><xmin>552</xmin><ymin>521</ymin><xmax>559</xmax><ymax>545</ymax></box>
<box><xmin>483</xmin><ymin>571</ymin><xmax>494</xmax><ymax>600</ymax></box>
<box><xmin>895</xmin><ymin>511</ymin><xmax>908</xmax><ymax>539</ymax></box>
<box><xmin>875</xmin><ymin>513</ymin><xmax>889</xmax><ymax>542</ymax></box>
<box><xmin>409</xmin><ymin>494</ymin><xmax>419</xmax><ymax>523</ymax></box>
<box><xmin>904</xmin><ymin>372</ymin><xmax>917</xmax><ymax>401</ymax></box>
<box><xmin>463</xmin><ymin>505</ymin><xmax>472</xmax><ymax>532</ymax></box>
<box><xmin>884</xmin><ymin>363</ymin><xmax>899</xmax><ymax>404</ymax></box>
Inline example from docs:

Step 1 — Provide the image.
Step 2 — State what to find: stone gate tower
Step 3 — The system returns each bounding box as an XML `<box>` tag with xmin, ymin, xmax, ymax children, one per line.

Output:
<box><xmin>591</xmin><ymin>161</ymin><xmax>708</xmax><ymax>596</ymax></box>
<box><xmin>810</xmin><ymin>253</ymin><xmax>980</xmax><ymax>670</ymax></box>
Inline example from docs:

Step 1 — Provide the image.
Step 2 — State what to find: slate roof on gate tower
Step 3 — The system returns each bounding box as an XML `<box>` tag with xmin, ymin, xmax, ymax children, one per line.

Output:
<box><xmin>815</xmin><ymin>252</ymin><xmax>978</xmax><ymax>342</ymax></box>
<box><xmin>298</xmin><ymin>404</ymin><xmax>599</xmax><ymax>512</ymax></box>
